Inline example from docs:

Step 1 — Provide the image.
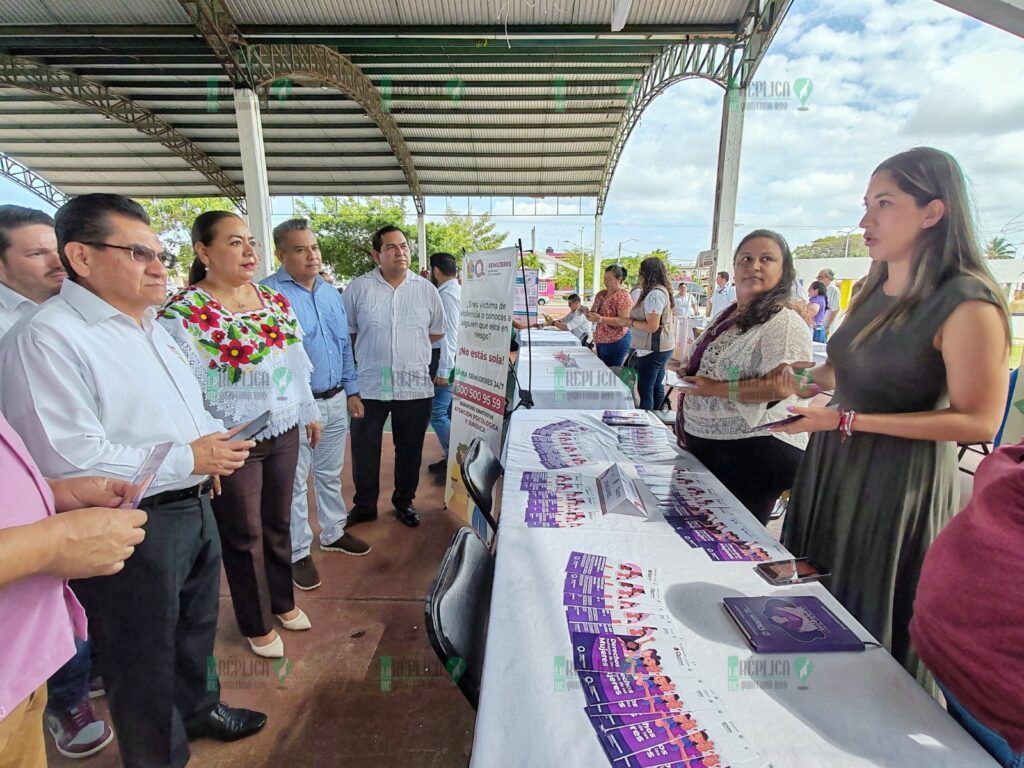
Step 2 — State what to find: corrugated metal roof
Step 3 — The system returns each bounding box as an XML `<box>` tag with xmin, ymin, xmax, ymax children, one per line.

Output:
<box><xmin>0</xmin><ymin>0</ymin><xmax>788</xmax><ymax>201</ymax></box>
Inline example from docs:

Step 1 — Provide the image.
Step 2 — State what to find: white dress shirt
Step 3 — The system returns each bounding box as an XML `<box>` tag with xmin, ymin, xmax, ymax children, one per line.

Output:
<box><xmin>0</xmin><ymin>280</ymin><xmax>224</xmax><ymax>494</ymax></box>
<box><xmin>710</xmin><ymin>283</ymin><xmax>736</xmax><ymax>319</ymax></box>
<box><xmin>0</xmin><ymin>280</ymin><xmax>36</xmax><ymax>340</ymax></box>
<box><xmin>431</xmin><ymin>277</ymin><xmax>461</xmax><ymax>380</ymax></box>
<box><xmin>344</xmin><ymin>267</ymin><xmax>445</xmax><ymax>400</ymax></box>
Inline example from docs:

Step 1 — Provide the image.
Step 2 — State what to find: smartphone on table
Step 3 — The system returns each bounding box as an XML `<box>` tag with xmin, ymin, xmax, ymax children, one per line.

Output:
<box><xmin>755</xmin><ymin>557</ymin><xmax>830</xmax><ymax>585</ymax></box>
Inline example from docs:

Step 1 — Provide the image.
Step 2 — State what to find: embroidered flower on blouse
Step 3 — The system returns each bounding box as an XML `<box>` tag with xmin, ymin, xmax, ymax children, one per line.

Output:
<box><xmin>219</xmin><ymin>339</ymin><xmax>254</xmax><ymax>367</ymax></box>
<box><xmin>260</xmin><ymin>324</ymin><xmax>284</xmax><ymax>348</ymax></box>
<box><xmin>187</xmin><ymin>304</ymin><xmax>221</xmax><ymax>331</ymax></box>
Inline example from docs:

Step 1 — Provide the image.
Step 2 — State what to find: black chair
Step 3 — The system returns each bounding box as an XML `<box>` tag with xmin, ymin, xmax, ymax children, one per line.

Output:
<box><xmin>458</xmin><ymin>437</ymin><xmax>503</xmax><ymax>536</ymax></box>
<box><xmin>425</xmin><ymin>527</ymin><xmax>495</xmax><ymax>710</ymax></box>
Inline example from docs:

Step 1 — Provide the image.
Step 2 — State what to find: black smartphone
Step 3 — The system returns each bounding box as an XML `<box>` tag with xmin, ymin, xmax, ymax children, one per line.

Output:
<box><xmin>752</xmin><ymin>414</ymin><xmax>806</xmax><ymax>431</ymax></box>
<box><xmin>231</xmin><ymin>410</ymin><xmax>272</xmax><ymax>441</ymax></box>
<box><xmin>755</xmin><ymin>557</ymin><xmax>830</xmax><ymax>585</ymax></box>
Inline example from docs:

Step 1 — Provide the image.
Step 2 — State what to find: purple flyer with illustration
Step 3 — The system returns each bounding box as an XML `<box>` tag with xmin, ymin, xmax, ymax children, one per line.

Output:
<box><xmin>597</xmin><ymin>723</ymin><xmax>720</xmax><ymax>765</ymax></box>
<box><xmin>700</xmin><ymin>542</ymin><xmax>771</xmax><ymax>562</ymax></box>
<box><xmin>565</xmin><ymin>552</ymin><xmax>657</xmax><ymax>583</ymax></box>
<box><xmin>566</xmin><ymin>606</ymin><xmax>672</xmax><ymax>629</ymax></box>
<box><xmin>564</xmin><ymin>573</ymin><xmax>662</xmax><ymax>606</ymax></box>
<box><xmin>570</xmin><ymin>631</ymin><xmax>664</xmax><ymax>674</ymax></box>
<box><xmin>589</xmin><ymin>708</ymin><xmax>705</xmax><ymax>733</ymax></box>
<box><xmin>609</xmin><ymin>741</ymin><xmax>722</xmax><ymax>768</ymax></box>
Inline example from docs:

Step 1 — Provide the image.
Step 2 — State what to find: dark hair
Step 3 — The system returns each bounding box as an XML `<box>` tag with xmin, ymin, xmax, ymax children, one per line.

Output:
<box><xmin>429</xmin><ymin>251</ymin><xmax>458</xmax><ymax>277</ymax></box>
<box><xmin>808</xmin><ymin>280</ymin><xmax>827</xmax><ymax>297</ymax></box>
<box><xmin>273</xmin><ymin>218</ymin><xmax>311</xmax><ymax>250</ymax></box>
<box><xmin>189</xmin><ymin>210</ymin><xmax>241</xmax><ymax>284</ymax></box>
<box><xmin>372</xmin><ymin>225</ymin><xmax>407</xmax><ymax>253</ymax></box>
<box><xmin>717</xmin><ymin>271</ymin><xmax>730</xmax><ymax>281</ymax></box>
<box><xmin>731</xmin><ymin>229</ymin><xmax>796</xmax><ymax>333</ymax></box>
<box><xmin>846</xmin><ymin>147</ymin><xmax>1009</xmax><ymax>347</ymax></box>
<box><xmin>604</xmin><ymin>264</ymin><xmax>627</xmax><ymax>282</ymax></box>
<box><xmin>637</xmin><ymin>257</ymin><xmax>673</xmax><ymax>308</ymax></box>
<box><xmin>677</xmin><ymin>282</ymin><xmax>687</xmax><ymax>290</ymax></box>
<box><xmin>54</xmin><ymin>194</ymin><xmax>149</xmax><ymax>282</ymax></box>
<box><xmin>0</xmin><ymin>205</ymin><xmax>54</xmax><ymax>263</ymax></box>
<box><xmin>567</xmin><ymin>293</ymin><xmax>581</xmax><ymax>304</ymax></box>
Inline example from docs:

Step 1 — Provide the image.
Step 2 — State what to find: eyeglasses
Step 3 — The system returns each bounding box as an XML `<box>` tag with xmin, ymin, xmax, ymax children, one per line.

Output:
<box><xmin>81</xmin><ymin>242</ymin><xmax>177</xmax><ymax>269</ymax></box>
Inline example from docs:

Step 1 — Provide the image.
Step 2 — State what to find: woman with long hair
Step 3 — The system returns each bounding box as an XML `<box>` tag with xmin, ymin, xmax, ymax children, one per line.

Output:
<box><xmin>586</xmin><ymin>264</ymin><xmax>635</xmax><ymax>367</ymax></box>
<box><xmin>676</xmin><ymin>230</ymin><xmax>812</xmax><ymax>524</ymax></box>
<box><xmin>775</xmin><ymin>148</ymin><xmax>1010</xmax><ymax>681</ymax></box>
<box><xmin>627</xmin><ymin>257</ymin><xmax>676</xmax><ymax>410</ymax></box>
<box><xmin>160</xmin><ymin>211</ymin><xmax>320</xmax><ymax>659</ymax></box>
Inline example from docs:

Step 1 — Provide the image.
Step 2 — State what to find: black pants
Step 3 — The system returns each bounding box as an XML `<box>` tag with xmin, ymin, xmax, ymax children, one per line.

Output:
<box><xmin>213</xmin><ymin>427</ymin><xmax>299</xmax><ymax>638</ymax></box>
<box><xmin>350</xmin><ymin>397</ymin><xmax>432</xmax><ymax>512</ymax></box>
<box><xmin>684</xmin><ymin>432</ymin><xmax>805</xmax><ymax>526</ymax></box>
<box><xmin>72</xmin><ymin>494</ymin><xmax>221</xmax><ymax>768</ymax></box>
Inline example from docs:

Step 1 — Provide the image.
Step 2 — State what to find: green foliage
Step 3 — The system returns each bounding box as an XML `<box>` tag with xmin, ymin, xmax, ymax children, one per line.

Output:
<box><xmin>425</xmin><ymin>207</ymin><xmax>508</xmax><ymax>263</ymax></box>
<box><xmin>550</xmin><ymin>249</ymin><xmax>673</xmax><ymax>293</ymax></box>
<box><xmin>986</xmin><ymin>236</ymin><xmax>1016</xmax><ymax>259</ymax></box>
<box><xmin>136</xmin><ymin>197</ymin><xmax>236</xmax><ymax>284</ymax></box>
<box><xmin>792</xmin><ymin>233</ymin><xmax>867</xmax><ymax>259</ymax></box>
<box><xmin>297</xmin><ymin>197</ymin><xmax>408</xmax><ymax>279</ymax></box>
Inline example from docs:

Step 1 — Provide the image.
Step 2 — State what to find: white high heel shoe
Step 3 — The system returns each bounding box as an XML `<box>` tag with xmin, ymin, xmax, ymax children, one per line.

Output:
<box><xmin>247</xmin><ymin>632</ymin><xmax>284</xmax><ymax>658</ymax></box>
<box><xmin>276</xmin><ymin>608</ymin><xmax>311</xmax><ymax>631</ymax></box>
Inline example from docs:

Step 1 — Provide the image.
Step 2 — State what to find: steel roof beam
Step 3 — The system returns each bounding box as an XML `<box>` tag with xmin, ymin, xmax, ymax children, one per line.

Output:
<box><xmin>0</xmin><ymin>151</ymin><xmax>67</xmax><ymax>206</ymax></box>
<box><xmin>736</xmin><ymin>0</ymin><xmax>794</xmax><ymax>86</ymax></box>
<box><xmin>176</xmin><ymin>0</ymin><xmax>424</xmax><ymax>213</ymax></box>
<box><xmin>0</xmin><ymin>55</ymin><xmax>246</xmax><ymax>207</ymax></box>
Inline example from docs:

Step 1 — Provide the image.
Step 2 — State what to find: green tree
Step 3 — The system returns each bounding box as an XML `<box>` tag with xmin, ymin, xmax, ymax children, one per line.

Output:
<box><xmin>297</xmin><ymin>196</ymin><xmax>408</xmax><ymax>278</ymax></box>
<box><xmin>793</xmin><ymin>233</ymin><xmax>868</xmax><ymax>259</ymax></box>
<box><xmin>425</xmin><ymin>207</ymin><xmax>508</xmax><ymax>263</ymax></box>
<box><xmin>550</xmin><ymin>249</ymin><xmax>672</xmax><ymax>294</ymax></box>
<box><xmin>986</xmin><ymin>236</ymin><xmax>1015</xmax><ymax>259</ymax></box>
<box><xmin>136</xmin><ymin>197</ymin><xmax>237</xmax><ymax>285</ymax></box>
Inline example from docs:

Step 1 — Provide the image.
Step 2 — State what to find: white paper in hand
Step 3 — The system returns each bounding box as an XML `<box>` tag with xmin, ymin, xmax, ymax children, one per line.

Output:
<box><xmin>120</xmin><ymin>441</ymin><xmax>173</xmax><ymax>508</ymax></box>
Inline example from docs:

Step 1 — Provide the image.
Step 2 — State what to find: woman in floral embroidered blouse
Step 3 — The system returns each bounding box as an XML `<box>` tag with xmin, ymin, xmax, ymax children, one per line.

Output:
<box><xmin>585</xmin><ymin>264</ymin><xmax>635</xmax><ymax>367</ymax></box>
<box><xmin>158</xmin><ymin>211</ymin><xmax>318</xmax><ymax>659</ymax></box>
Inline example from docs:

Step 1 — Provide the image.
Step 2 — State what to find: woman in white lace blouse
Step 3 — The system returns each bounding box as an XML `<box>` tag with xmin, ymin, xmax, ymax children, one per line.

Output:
<box><xmin>159</xmin><ymin>211</ymin><xmax>318</xmax><ymax>659</ymax></box>
<box><xmin>674</xmin><ymin>230</ymin><xmax>813</xmax><ymax>524</ymax></box>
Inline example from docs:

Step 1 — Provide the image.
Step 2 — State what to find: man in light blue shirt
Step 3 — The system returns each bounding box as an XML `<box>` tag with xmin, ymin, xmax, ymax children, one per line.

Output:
<box><xmin>262</xmin><ymin>219</ymin><xmax>367</xmax><ymax>591</ymax></box>
<box><xmin>710</xmin><ymin>270</ymin><xmax>736</xmax><ymax>319</ymax></box>
<box><xmin>426</xmin><ymin>253</ymin><xmax>461</xmax><ymax>479</ymax></box>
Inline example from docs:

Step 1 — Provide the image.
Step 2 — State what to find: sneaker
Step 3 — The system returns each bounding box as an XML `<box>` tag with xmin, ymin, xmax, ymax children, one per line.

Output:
<box><xmin>45</xmin><ymin>697</ymin><xmax>114</xmax><ymax>759</ymax></box>
<box><xmin>291</xmin><ymin>555</ymin><xmax>322</xmax><ymax>591</ymax></box>
<box><xmin>428</xmin><ymin>458</ymin><xmax>448</xmax><ymax>475</ymax></box>
<box><xmin>320</xmin><ymin>532</ymin><xmax>372</xmax><ymax>556</ymax></box>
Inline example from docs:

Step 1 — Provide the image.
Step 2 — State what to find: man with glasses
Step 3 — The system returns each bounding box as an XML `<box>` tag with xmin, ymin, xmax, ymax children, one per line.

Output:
<box><xmin>343</xmin><ymin>226</ymin><xmax>444</xmax><ymax>528</ymax></box>
<box><xmin>0</xmin><ymin>194</ymin><xmax>266</xmax><ymax>768</ymax></box>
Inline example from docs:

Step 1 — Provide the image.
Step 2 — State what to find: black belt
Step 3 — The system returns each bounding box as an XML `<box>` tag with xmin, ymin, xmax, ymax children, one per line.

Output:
<box><xmin>143</xmin><ymin>479</ymin><xmax>214</xmax><ymax>507</ymax></box>
<box><xmin>313</xmin><ymin>385</ymin><xmax>344</xmax><ymax>400</ymax></box>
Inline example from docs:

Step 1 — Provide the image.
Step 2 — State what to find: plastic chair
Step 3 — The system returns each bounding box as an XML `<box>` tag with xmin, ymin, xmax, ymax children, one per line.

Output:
<box><xmin>958</xmin><ymin>367</ymin><xmax>1019</xmax><ymax>474</ymax></box>
<box><xmin>458</xmin><ymin>437</ymin><xmax>503</xmax><ymax>536</ymax></box>
<box><xmin>424</xmin><ymin>527</ymin><xmax>495</xmax><ymax>710</ymax></box>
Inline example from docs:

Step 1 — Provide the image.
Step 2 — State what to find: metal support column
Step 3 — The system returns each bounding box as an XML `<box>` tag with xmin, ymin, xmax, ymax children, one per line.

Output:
<box><xmin>417</xmin><ymin>210</ymin><xmax>427</xmax><ymax>273</ymax></box>
<box><xmin>233</xmin><ymin>88</ymin><xmax>274</xmax><ymax>278</ymax></box>
<box><xmin>592</xmin><ymin>214</ymin><xmax>603</xmax><ymax>299</ymax></box>
<box><xmin>709</xmin><ymin>85</ymin><xmax>746</xmax><ymax>277</ymax></box>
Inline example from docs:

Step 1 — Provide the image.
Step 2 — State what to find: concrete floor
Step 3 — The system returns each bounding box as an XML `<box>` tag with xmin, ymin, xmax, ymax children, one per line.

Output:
<box><xmin>48</xmin><ymin>434</ymin><xmax>476</xmax><ymax>768</ymax></box>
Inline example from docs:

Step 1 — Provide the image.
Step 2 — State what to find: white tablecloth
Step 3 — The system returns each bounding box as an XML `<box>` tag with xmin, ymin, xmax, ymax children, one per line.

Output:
<box><xmin>471</xmin><ymin>409</ymin><xmax>995</xmax><ymax>768</ymax></box>
<box><xmin>514</xmin><ymin>346</ymin><xmax>633</xmax><ymax>410</ymax></box>
<box><xmin>518</xmin><ymin>328</ymin><xmax>582</xmax><ymax>348</ymax></box>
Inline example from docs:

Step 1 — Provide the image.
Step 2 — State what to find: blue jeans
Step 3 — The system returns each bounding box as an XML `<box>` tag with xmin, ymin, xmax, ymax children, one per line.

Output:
<box><xmin>634</xmin><ymin>349</ymin><xmax>672</xmax><ymax>410</ymax></box>
<box><xmin>596</xmin><ymin>331</ymin><xmax>632</xmax><ymax>368</ymax></box>
<box><xmin>431</xmin><ymin>384</ymin><xmax>454</xmax><ymax>459</ymax></box>
<box><xmin>47</xmin><ymin>637</ymin><xmax>91</xmax><ymax>713</ymax></box>
<box><xmin>938</xmin><ymin>681</ymin><xmax>1024</xmax><ymax>767</ymax></box>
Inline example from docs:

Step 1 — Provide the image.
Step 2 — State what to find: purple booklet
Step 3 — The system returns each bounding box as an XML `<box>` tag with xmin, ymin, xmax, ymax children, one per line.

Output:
<box><xmin>723</xmin><ymin>595</ymin><xmax>865</xmax><ymax>653</ymax></box>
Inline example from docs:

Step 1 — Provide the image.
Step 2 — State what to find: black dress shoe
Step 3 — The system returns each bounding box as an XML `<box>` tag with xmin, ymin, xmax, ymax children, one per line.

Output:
<box><xmin>185</xmin><ymin>702</ymin><xmax>267</xmax><ymax>742</ymax></box>
<box><xmin>395</xmin><ymin>504</ymin><xmax>420</xmax><ymax>527</ymax></box>
<box><xmin>427</xmin><ymin>459</ymin><xmax>448</xmax><ymax>475</ymax></box>
<box><xmin>346</xmin><ymin>507</ymin><xmax>378</xmax><ymax>527</ymax></box>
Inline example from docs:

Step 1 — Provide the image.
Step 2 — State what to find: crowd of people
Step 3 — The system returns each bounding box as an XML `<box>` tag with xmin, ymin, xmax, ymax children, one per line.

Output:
<box><xmin>0</xmin><ymin>200</ymin><xmax>456</xmax><ymax>767</ymax></box>
<box><xmin>0</xmin><ymin>145</ymin><xmax>1021</xmax><ymax>768</ymax></box>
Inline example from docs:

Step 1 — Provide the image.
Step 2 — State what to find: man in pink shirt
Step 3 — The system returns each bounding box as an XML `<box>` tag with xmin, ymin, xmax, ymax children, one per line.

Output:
<box><xmin>0</xmin><ymin>412</ymin><xmax>146</xmax><ymax>768</ymax></box>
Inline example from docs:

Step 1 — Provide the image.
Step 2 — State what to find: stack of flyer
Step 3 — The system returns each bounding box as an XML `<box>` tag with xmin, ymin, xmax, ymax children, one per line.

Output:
<box><xmin>563</xmin><ymin>551</ymin><xmax>764</xmax><ymax>767</ymax></box>
<box><xmin>635</xmin><ymin>466</ymin><xmax>786</xmax><ymax>563</ymax></box>
<box><xmin>523</xmin><ymin>466</ymin><xmax>649</xmax><ymax>528</ymax></box>
<box><xmin>531</xmin><ymin>419</ymin><xmax>596</xmax><ymax>469</ymax></box>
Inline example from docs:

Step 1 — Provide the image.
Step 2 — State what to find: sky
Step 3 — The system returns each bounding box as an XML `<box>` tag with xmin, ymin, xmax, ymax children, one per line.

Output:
<box><xmin>2</xmin><ymin>0</ymin><xmax>1023</xmax><ymax>265</ymax></box>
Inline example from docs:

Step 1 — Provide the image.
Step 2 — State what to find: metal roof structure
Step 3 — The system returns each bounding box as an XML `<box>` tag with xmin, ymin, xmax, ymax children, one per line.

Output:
<box><xmin>0</xmin><ymin>0</ymin><xmax>792</xmax><ymax>213</ymax></box>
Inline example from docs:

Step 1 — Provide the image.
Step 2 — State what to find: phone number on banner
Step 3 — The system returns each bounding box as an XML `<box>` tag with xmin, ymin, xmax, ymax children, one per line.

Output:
<box><xmin>453</xmin><ymin>380</ymin><xmax>506</xmax><ymax>415</ymax></box>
